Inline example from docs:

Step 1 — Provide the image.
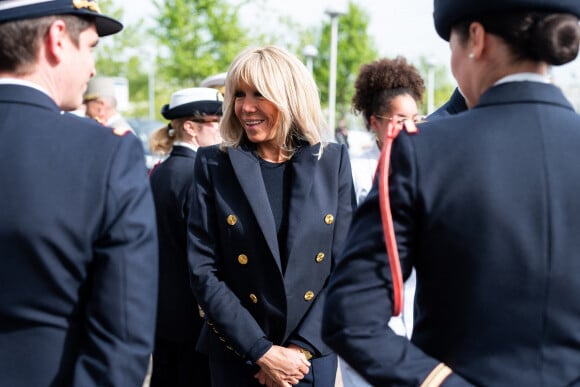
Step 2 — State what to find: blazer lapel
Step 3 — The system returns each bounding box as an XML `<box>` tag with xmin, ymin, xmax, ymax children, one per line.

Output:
<box><xmin>228</xmin><ymin>146</ymin><xmax>282</xmax><ymax>270</ymax></box>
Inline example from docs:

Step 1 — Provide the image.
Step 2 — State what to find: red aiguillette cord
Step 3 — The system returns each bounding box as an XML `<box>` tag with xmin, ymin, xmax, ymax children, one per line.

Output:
<box><xmin>377</xmin><ymin>118</ymin><xmax>418</xmax><ymax>316</ymax></box>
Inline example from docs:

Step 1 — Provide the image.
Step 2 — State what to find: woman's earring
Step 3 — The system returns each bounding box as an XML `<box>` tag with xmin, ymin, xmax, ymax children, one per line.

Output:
<box><xmin>468</xmin><ymin>53</ymin><xmax>475</xmax><ymax>59</ymax></box>
<box><xmin>167</xmin><ymin>124</ymin><xmax>175</xmax><ymax>137</ymax></box>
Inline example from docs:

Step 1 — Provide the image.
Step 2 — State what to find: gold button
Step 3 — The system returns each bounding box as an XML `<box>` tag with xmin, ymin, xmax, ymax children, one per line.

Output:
<box><xmin>315</xmin><ymin>252</ymin><xmax>325</xmax><ymax>263</ymax></box>
<box><xmin>227</xmin><ymin>215</ymin><xmax>237</xmax><ymax>226</ymax></box>
<box><xmin>304</xmin><ymin>291</ymin><xmax>315</xmax><ymax>301</ymax></box>
<box><xmin>324</xmin><ymin>214</ymin><xmax>334</xmax><ymax>225</ymax></box>
<box><xmin>238</xmin><ymin>254</ymin><xmax>248</xmax><ymax>265</ymax></box>
<box><xmin>249</xmin><ymin>293</ymin><xmax>258</xmax><ymax>304</ymax></box>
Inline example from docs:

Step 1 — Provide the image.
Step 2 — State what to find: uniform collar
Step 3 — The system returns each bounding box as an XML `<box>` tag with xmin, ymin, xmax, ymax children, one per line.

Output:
<box><xmin>0</xmin><ymin>78</ymin><xmax>51</xmax><ymax>97</ymax></box>
<box><xmin>494</xmin><ymin>72</ymin><xmax>550</xmax><ymax>86</ymax></box>
<box><xmin>173</xmin><ymin>141</ymin><xmax>198</xmax><ymax>152</ymax></box>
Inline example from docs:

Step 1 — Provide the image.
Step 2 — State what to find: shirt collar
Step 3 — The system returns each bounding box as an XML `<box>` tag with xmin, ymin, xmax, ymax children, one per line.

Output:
<box><xmin>494</xmin><ymin>72</ymin><xmax>550</xmax><ymax>85</ymax></box>
<box><xmin>173</xmin><ymin>141</ymin><xmax>198</xmax><ymax>152</ymax></box>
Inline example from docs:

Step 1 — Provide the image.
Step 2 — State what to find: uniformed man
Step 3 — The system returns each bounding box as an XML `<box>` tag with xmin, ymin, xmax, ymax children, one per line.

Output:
<box><xmin>323</xmin><ymin>0</ymin><xmax>580</xmax><ymax>385</ymax></box>
<box><xmin>0</xmin><ymin>1</ymin><xmax>158</xmax><ymax>386</ymax></box>
<box><xmin>84</xmin><ymin>76</ymin><xmax>135</xmax><ymax>133</ymax></box>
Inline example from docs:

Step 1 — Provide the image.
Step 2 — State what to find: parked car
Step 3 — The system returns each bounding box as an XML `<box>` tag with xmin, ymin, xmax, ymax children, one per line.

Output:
<box><xmin>127</xmin><ymin>118</ymin><xmax>166</xmax><ymax>170</ymax></box>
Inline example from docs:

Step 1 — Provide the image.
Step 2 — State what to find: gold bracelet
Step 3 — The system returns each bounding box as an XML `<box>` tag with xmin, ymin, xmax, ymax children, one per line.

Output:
<box><xmin>297</xmin><ymin>347</ymin><xmax>313</xmax><ymax>360</ymax></box>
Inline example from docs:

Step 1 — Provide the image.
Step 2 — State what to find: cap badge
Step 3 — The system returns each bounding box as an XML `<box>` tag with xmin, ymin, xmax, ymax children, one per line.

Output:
<box><xmin>72</xmin><ymin>0</ymin><xmax>101</xmax><ymax>13</ymax></box>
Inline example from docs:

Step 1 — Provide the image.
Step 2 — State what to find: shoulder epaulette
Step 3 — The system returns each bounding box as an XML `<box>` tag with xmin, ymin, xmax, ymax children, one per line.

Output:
<box><xmin>113</xmin><ymin>127</ymin><xmax>131</xmax><ymax>137</ymax></box>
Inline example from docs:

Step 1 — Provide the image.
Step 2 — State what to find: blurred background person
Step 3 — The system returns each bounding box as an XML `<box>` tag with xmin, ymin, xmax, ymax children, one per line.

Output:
<box><xmin>334</xmin><ymin>119</ymin><xmax>350</xmax><ymax>148</ymax></box>
<box><xmin>323</xmin><ymin>0</ymin><xmax>580</xmax><ymax>385</ymax></box>
<box><xmin>350</xmin><ymin>56</ymin><xmax>425</xmax><ymax>205</ymax></box>
<box><xmin>342</xmin><ymin>55</ymin><xmax>425</xmax><ymax>387</ymax></box>
<box><xmin>187</xmin><ymin>45</ymin><xmax>355</xmax><ymax>387</ymax></box>
<box><xmin>148</xmin><ymin>87</ymin><xmax>223</xmax><ymax>387</ymax></box>
<box><xmin>0</xmin><ymin>2</ymin><xmax>158</xmax><ymax>386</ymax></box>
<box><xmin>84</xmin><ymin>75</ymin><xmax>134</xmax><ymax>133</ymax></box>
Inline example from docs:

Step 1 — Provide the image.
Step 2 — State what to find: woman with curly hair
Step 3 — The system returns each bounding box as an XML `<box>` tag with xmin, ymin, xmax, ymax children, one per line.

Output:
<box><xmin>340</xmin><ymin>56</ymin><xmax>425</xmax><ymax>386</ymax></box>
<box><xmin>350</xmin><ymin>56</ymin><xmax>425</xmax><ymax>205</ymax></box>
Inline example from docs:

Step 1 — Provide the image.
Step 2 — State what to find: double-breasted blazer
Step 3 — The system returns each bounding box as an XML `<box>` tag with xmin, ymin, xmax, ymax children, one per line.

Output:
<box><xmin>0</xmin><ymin>84</ymin><xmax>158</xmax><ymax>386</ymax></box>
<box><xmin>323</xmin><ymin>81</ymin><xmax>580</xmax><ymax>386</ymax></box>
<box><xmin>150</xmin><ymin>145</ymin><xmax>201</xmax><ymax>345</ymax></box>
<box><xmin>188</xmin><ymin>140</ymin><xmax>355</xmax><ymax>364</ymax></box>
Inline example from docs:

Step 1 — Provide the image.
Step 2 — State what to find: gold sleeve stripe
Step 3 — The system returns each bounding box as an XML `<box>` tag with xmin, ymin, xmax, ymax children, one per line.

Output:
<box><xmin>420</xmin><ymin>363</ymin><xmax>453</xmax><ymax>387</ymax></box>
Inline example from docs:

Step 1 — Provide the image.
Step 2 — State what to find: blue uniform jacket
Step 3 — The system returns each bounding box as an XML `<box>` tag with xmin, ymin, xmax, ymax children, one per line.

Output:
<box><xmin>149</xmin><ymin>145</ymin><xmax>202</xmax><ymax>344</ymax></box>
<box><xmin>188</xmin><ymin>140</ymin><xmax>355</xmax><ymax>364</ymax></box>
<box><xmin>0</xmin><ymin>84</ymin><xmax>158</xmax><ymax>386</ymax></box>
<box><xmin>323</xmin><ymin>81</ymin><xmax>580</xmax><ymax>386</ymax></box>
<box><xmin>428</xmin><ymin>87</ymin><xmax>468</xmax><ymax>120</ymax></box>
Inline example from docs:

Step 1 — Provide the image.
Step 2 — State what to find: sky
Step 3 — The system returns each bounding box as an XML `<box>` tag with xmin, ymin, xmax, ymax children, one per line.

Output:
<box><xmin>117</xmin><ymin>0</ymin><xmax>579</xmax><ymax>86</ymax></box>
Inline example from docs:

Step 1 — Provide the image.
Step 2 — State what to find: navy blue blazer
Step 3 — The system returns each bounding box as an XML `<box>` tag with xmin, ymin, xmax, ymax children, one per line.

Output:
<box><xmin>428</xmin><ymin>87</ymin><xmax>468</xmax><ymax>119</ymax></box>
<box><xmin>323</xmin><ymin>81</ymin><xmax>580</xmax><ymax>386</ymax></box>
<box><xmin>149</xmin><ymin>145</ymin><xmax>202</xmax><ymax>344</ymax></box>
<box><xmin>0</xmin><ymin>84</ymin><xmax>158</xmax><ymax>386</ymax></box>
<box><xmin>188</xmin><ymin>141</ymin><xmax>355</xmax><ymax>364</ymax></box>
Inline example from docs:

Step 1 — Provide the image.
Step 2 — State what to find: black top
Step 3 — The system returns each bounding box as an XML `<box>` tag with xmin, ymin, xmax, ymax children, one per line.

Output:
<box><xmin>259</xmin><ymin>157</ymin><xmax>291</xmax><ymax>271</ymax></box>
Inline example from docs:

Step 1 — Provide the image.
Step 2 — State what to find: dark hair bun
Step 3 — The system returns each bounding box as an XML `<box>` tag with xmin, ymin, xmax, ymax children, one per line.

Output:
<box><xmin>531</xmin><ymin>14</ymin><xmax>580</xmax><ymax>65</ymax></box>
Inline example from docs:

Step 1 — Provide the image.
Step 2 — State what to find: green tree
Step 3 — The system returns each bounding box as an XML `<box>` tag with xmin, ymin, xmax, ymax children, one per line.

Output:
<box><xmin>314</xmin><ymin>2</ymin><xmax>378</xmax><ymax>122</ymax></box>
<box><xmin>151</xmin><ymin>0</ymin><xmax>251</xmax><ymax>87</ymax></box>
<box><xmin>416</xmin><ymin>56</ymin><xmax>456</xmax><ymax>114</ymax></box>
<box><xmin>93</xmin><ymin>0</ymin><xmax>152</xmax><ymax>117</ymax></box>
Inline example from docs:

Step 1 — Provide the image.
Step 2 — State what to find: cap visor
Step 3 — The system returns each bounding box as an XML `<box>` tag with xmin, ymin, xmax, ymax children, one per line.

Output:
<box><xmin>95</xmin><ymin>14</ymin><xmax>123</xmax><ymax>36</ymax></box>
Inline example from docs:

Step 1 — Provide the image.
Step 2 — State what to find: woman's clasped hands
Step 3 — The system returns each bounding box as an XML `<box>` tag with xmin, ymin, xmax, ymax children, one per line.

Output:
<box><xmin>255</xmin><ymin>344</ymin><xmax>311</xmax><ymax>387</ymax></box>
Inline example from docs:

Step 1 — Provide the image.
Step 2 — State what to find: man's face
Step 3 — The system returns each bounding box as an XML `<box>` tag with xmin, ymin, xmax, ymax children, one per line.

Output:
<box><xmin>60</xmin><ymin>23</ymin><xmax>98</xmax><ymax>111</ymax></box>
<box><xmin>84</xmin><ymin>99</ymin><xmax>103</xmax><ymax>122</ymax></box>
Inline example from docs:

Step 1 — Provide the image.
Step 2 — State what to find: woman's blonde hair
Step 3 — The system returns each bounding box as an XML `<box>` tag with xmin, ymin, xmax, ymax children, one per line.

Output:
<box><xmin>220</xmin><ymin>45</ymin><xmax>327</xmax><ymax>156</ymax></box>
<box><xmin>148</xmin><ymin>118</ymin><xmax>187</xmax><ymax>155</ymax></box>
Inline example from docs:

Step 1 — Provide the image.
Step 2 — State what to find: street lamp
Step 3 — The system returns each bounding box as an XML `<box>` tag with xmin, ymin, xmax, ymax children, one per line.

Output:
<box><xmin>302</xmin><ymin>45</ymin><xmax>318</xmax><ymax>74</ymax></box>
<box><xmin>325</xmin><ymin>6</ymin><xmax>346</xmax><ymax>137</ymax></box>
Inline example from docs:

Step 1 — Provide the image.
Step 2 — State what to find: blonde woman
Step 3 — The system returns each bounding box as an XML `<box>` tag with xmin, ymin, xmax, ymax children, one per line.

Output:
<box><xmin>187</xmin><ymin>45</ymin><xmax>355</xmax><ymax>387</ymax></box>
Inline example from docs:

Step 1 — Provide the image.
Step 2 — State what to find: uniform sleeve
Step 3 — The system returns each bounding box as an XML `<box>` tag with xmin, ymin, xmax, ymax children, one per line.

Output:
<box><xmin>289</xmin><ymin>144</ymin><xmax>356</xmax><ymax>354</ymax></box>
<box><xmin>187</xmin><ymin>149</ymin><xmax>272</xmax><ymax>363</ymax></box>
<box><xmin>72</xmin><ymin>134</ymin><xmax>158</xmax><ymax>386</ymax></box>
<box><xmin>322</xmin><ymin>135</ymin><xmax>472</xmax><ymax>386</ymax></box>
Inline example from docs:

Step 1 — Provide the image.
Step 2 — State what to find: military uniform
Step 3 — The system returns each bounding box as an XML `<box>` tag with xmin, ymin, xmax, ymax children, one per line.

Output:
<box><xmin>149</xmin><ymin>87</ymin><xmax>222</xmax><ymax>387</ymax></box>
<box><xmin>323</xmin><ymin>78</ymin><xmax>580</xmax><ymax>386</ymax></box>
<box><xmin>0</xmin><ymin>83</ymin><xmax>157</xmax><ymax>386</ymax></box>
<box><xmin>0</xmin><ymin>3</ymin><xmax>157</xmax><ymax>385</ymax></box>
<box><xmin>149</xmin><ymin>145</ymin><xmax>210</xmax><ymax>386</ymax></box>
<box><xmin>188</xmin><ymin>140</ymin><xmax>355</xmax><ymax>386</ymax></box>
<box><xmin>323</xmin><ymin>1</ymin><xmax>580</xmax><ymax>384</ymax></box>
<box><xmin>428</xmin><ymin>88</ymin><xmax>468</xmax><ymax>120</ymax></box>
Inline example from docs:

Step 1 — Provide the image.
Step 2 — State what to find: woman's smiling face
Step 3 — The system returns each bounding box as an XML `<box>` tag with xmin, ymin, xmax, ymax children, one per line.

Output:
<box><xmin>234</xmin><ymin>81</ymin><xmax>280</xmax><ymax>146</ymax></box>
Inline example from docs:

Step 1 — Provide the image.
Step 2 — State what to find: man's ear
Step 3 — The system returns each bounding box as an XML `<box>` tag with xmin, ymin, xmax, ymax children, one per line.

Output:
<box><xmin>44</xmin><ymin>19</ymin><xmax>68</xmax><ymax>65</ymax></box>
